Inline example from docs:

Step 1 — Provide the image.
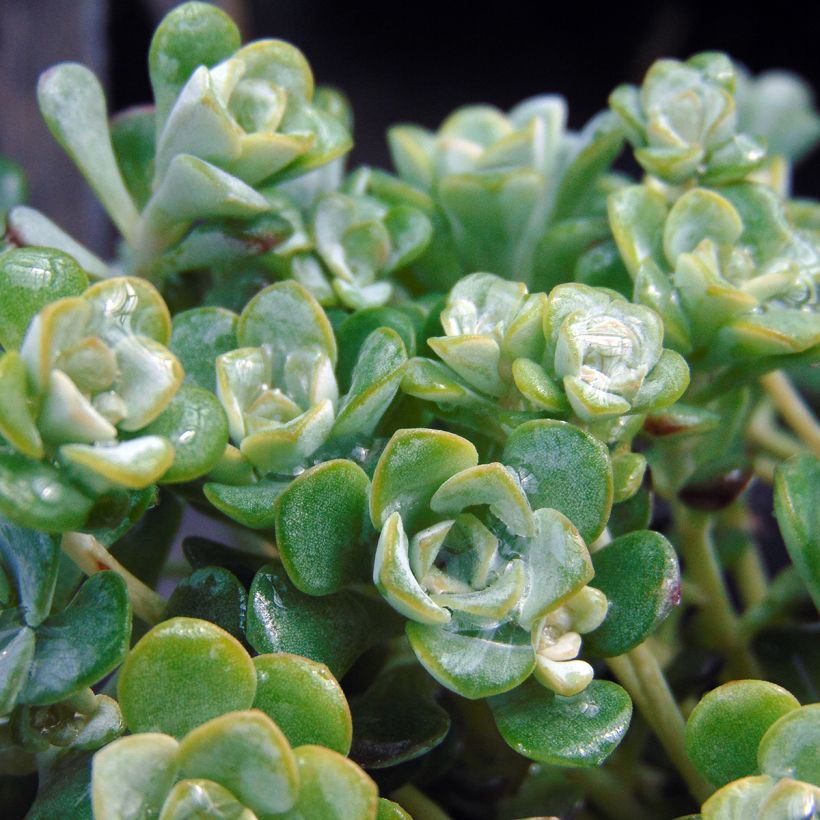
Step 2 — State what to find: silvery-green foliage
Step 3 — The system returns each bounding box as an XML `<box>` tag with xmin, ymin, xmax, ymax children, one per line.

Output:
<box><xmin>388</xmin><ymin>97</ymin><xmax>624</xmax><ymax>282</ymax></box>
<box><xmin>610</xmin><ymin>52</ymin><xmax>767</xmax><ymax>186</ymax></box>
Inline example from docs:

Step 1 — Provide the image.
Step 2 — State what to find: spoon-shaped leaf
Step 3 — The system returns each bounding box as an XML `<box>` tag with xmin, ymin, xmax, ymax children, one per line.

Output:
<box><xmin>490</xmin><ymin>678</ymin><xmax>632</xmax><ymax>767</ymax></box>
<box><xmin>38</xmin><ymin>64</ymin><xmax>139</xmax><ymax>243</ymax></box>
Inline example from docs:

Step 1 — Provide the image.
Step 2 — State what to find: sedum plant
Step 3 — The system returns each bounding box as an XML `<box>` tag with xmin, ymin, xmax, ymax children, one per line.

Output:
<box><xmin>0</xmin><ymin>3</ymin><xmax>818</xmax><ymax>818</ymax></box>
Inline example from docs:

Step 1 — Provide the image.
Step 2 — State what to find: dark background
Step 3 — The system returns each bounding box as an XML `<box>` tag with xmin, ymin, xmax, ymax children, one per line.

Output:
<box><xmin>1</xmin><ymin>0</ymin><xmax>819</xmax><ymax>252</ymax></box>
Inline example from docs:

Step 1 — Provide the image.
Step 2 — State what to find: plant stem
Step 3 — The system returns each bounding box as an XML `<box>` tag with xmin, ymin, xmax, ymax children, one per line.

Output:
<box><xmin>733</xmin><ymin>546</ymin><xmax>769</xmax><ymax>611</ymax></box>
<box><xmin>61</xmin><ymin>532</ymin><xmax>166</xmax><ymax>625</ymax></box>
<box><xmin>673</xmin><ymin>505</ymin><xmax>761</xmax><ymax>679</ymax></box>
<box><xmin>390</xmin><ymin>786</ymin><xmax>452</xmax><ymax>820</ymax></box>
<box><xmin>760</xmin><ymin>371</ymin><xmax>820</xmax><ymax>457</ymax></box>
<box><xmin>747</xmin><ymin>405</ymin><xmax>804</xmax><ymax>460</ymax></box>
<box><xmin>608</xmin><ymin>645</ymin><xmax>712</xmax><ymax>804</ymax></box>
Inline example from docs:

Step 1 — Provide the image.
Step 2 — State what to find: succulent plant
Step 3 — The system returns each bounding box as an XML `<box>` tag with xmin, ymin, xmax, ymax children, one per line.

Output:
<box><xmin>0</xmin><ymin>5</ymin><xmax>818</xmax><ymax>818</ymax></box>
<box><xmin>388</xmin><ymin>95</ymin><xmax>624</xmax><ymax>283</ymax></box>
<box><xmin>610</xmin><ymin>52</ymin><xmax>767</xmax><ymax>186</ymax></box>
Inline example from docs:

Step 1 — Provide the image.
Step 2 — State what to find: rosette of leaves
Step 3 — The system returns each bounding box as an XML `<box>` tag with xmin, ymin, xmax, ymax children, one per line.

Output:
<box><xmin>369</xmin><ymin>428</ymin><xmax>608</xmax><ymax>700</ymax></box>
<box><xmin>89</xmin><ymin>616</ymin><xmax>392</xmax><ymax>819</ymax></box>
<box><xmin>609</xmin><ymin>182</ymin><xmax>820</xmax><ymax>377</ymax></box>
<box><xmin>9</xmin><ymin>2</ymin><xmax>351</xmax><ymax>284</ymax></box>
<box><xmin>684</xmin><ymin>680</ymin><xmax>819</xmax><ymax>819</ymax></box>
<box><xmin>609</xmin><ymin>52</ymin><xmax>767</xmax><ymax>186</ymax></box>
<box><xmin>0</xmin><ymin>257</ymin><xmax>228</xmax><ymax>530</ymax></box>
<box><xmin>200</xmin><ymin>281</ymin><xmax>406</xmax><ymax>528</ymax></box>
<box><xmin>0</xmin><ymin>520</ymin><xmax>130</xmax><ymax>768</ymax></box>
<box><xmin>388</xmin><ymin>95</ymin><xmax>624</xmax><ymax>281</ymax></box>
<box><xmin>403</xmin><ymin>273</ymin><xmax>688</xmax><ymax>446</ymax></box>
<box><xmin>281</xmin><ymin>171</ymin><xmax>432</xmax><ymax>310</ymax></box>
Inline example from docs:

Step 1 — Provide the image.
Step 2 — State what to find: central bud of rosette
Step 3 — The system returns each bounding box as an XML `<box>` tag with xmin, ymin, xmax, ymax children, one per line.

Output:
<box><xmin>370</xmin><ymin>428</ymin><xmax>608</xmax><ymax>700</ymax></box>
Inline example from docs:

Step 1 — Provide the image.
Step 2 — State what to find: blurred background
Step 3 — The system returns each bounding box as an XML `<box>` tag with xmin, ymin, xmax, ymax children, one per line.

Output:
<box><xmin>1</xmin><ymin>0</ymin><xmax>818</xmax><ymax>255</ymax></box>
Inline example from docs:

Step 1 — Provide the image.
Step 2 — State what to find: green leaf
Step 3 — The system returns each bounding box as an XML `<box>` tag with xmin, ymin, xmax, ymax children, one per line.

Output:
<box><xmin>0</xmin><ymin>623</ymin><xmax>35</xmax><ymax>714</ymax></box>
<box><xmin>118</xmin><ymin>616</ymin><xmax>257</xmax><ymax>738</ymax></box>
<box><xmin>774</xmin><ymin>455</ymin><xmax>820</xmax><ymax>612</ymax></box>
<box><xmin>406</xmin><ymin>620</ymin><xmax>535</xmax><ymax>700</ymax></box>
<box><xmin>490</xmin><ymin>678</ymin><xmax>632</xmax><ymax>767</ymax></box>
<box><xmin>253</xmin><ymin>653</ymin><xmax>352</xmax><ymax>755</ymax></box>
<box><xmin>22</xmin><ymin>571</ymin><xmax>131</xmax><ymax>705</ymax></box>
<box><xmin>336</xmin><ymin>307</ymin><xmax>417</xmax><ymax>392</ymax></box>
<box><xmin>148</xmin><ymin>1</ymin><xmax>241</xmax><ymax>134</ymax></box>
<box><xmin>662</xmin><ymin>188</ymin><xmax>743</xmax><ymax>264</ymax></box>
<box><xmin>170</xmin><ymin>307</ymin><xmax>238</xmax><ymax>393</ymax></box>
<box><xmin>28</xmin><ymin>750</ymin><xmax>93</xmax><ymax>820</ymax></box>
<box><xmin>0</xmin><ymin>351</ymin><xmax>43</xmax><ymax>459</ymax></box>
<box><xmin>377</xmin><ymin>798</ymin><xmax>413</xmax><ymax>820</ymax></box>
<box><xmin>585</xmin><ymin>530</ymin><xmax>680</xmax><ymax>657</ymax></box>
<box><xmin>370</xmin><ymin>429</ymin><xmax>478</xmax><ymax>532</ymax></box>
<box><xmin>203</xmin><ymin>480</ymin><xmax>288</xmax><ymax>529</ymax></box>
<box><xmin>37</xmin><ymin>64</ymin><xmax>139</xmax><ymax>243</ymax></box>
<box><xmin>92</xmin><ymin>733</ymin><xmax>180</xmax><ymax>820</ymax></box>
<box><xmin>275</xmin><ymin>460</ymin><xmax>370</xmax><ymax>595</ymax></box>
<box><xmin>165</xmin><ymin>567</ymin><xmax>247</xmax><ymax>644</ymax></box>
<box><xmin>158</xmin><ymin>779</ymin><xmax>253</xmax><ymax>820</ymax></box>
<box><xmin>0</xmin><ymin>450</ymin><xmax>94</xmax><ymax>532</ymax></box>
<box><xmin>332</xmin><ymin>328</ymin><xmax>407</xmax><ymax>441</ymax></box>
<box><xmin>278</xmin><ymin>745</ymin><xmax>378</xmax><ymax>820</ymax></box>
<box><xmin>144</xmin><ymin>384</ymin><xmax>229</xmax><ymax>484</ymax></box>
<box><xmin>246</xmin><ymin>565</ymin><xmax>402</xmax><ymax>680</ymax></box>
<box><xmin>0</xmin><ymin>247</ymin><xmax>88</xmax><ymax>350</ymax></box>
<box><xmin>349</xmin><ymin>660</ymin><xmax>450</xmax><ymax>768</ymax></box>
<box><xmin>0</xmin><ymin>156</ymin><xmax>27</xmax><ymax>213</ymax></box>
<box><xmin>685</xmin><ymin>680</ymin><xmax>800</xmax><ymax>788</ymax></box>
<box><xmin>178</xmin><ymin>710</ymin><xmax>299</xmax><ymax>816</ymax></box>
<box><xmin>238</xmin><ymin>280</ymin><xmax>337</xmax><ymax>365</ymax></box>
<box><xmin>517</xmin><ymin>508</ymin><xmax>594</xmax><ymax>629</ymax></box>
<box><xmin>0</xmin><ymin>520</ymin><xmax>59</xmax><ymax>627</ymax></box>
<box><xmin>182</xmin><ymin>536</ymin><xmax>268</xmax><ymax>589</ymax></box>
<box><xmin>607</xmin><ymin>185</ymin><xmax>667</xmax><ymax>278</ymax></box>
<box><xmin>502</xmin><ymin>420</ymin><xmax>613</xmax><ymax>544</ymax></box>
<box><xmin>758</xmin><ymin>704</ymin><xmax>820</xmax><ymax>787</ymax></box>
<box><xmin>110</xmin><ymin>107</ymin><xmax>156</xmax><ymax>210</ymax></box>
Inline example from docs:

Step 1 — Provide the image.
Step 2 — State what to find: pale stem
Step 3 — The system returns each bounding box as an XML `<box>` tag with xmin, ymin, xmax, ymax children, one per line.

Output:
<box><xmin>760</xmin><ymin>371</ymin><xmax>820</xmax><ymax>457</ymax></box>
<box><xmin>674</xmin><ymin>505</ymin><xmax>761</xmax><ymax>679</ymax></box>
<box><xmin>608</xmin><ymin>645</ymin><xmax>712</xmax><ymax>805</ymax></box>
<box><xmin>747</xmin><ymin>403</ymin><xmax>804</xmax><ymax>460</ymax></box>
<box><xmin>752</xmin><ymin>455</ymin><xmax>778</xmax><ymax>484</ymax></box>
<box><xmin>722</xmin><ymin>503</ymin><xmax>768</xmax><ymax>610</ymax></box>
<box><xmin>390</xmin><ymin>785</ymin><xmax>452</xmax><ymax>820</ymax></box>
<box><xmin>61</xmin><ymin>531</ymin><xmax>166</xmax><ymax>625</ymax></box>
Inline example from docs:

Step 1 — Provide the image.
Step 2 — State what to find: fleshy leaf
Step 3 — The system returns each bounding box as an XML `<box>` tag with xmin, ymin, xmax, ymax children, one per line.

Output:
<box><xmin>685</xmin><ymin>680</ymin><xmax>801</xmax><ymax>788</ymax></box>
<box><xmin>0</xmin><ymin>520</ymin><xmax>60</xmax><ymax>627</ymax></box>
<box><xmin>92</xmin><ymin>733</ymin><xmax>180</xmax><ymax>820</ymax></box>
<box><xmin>203</xmin><ymin>480</ymin><xmax>288</xmax><ymax>529</ymax></box>
<box><xmin>585</xmin><ymin>530</ymin><xmax>680</xmax><ymax>657</ymax></box>
<box><xmin>253</xmin><ymin>653</ymin><xmax>352</xmax><ymax>755</ymax></box>
<box><xmin>490</xmin><ymin>678</ymin><xmax>632</xmax><ymax>767</ymax></box>
<box><xmin>144</xmin><ymin>384</ymin><xmax>229</xmax><ymax>484</ymax></box>
<box><xmin>170</xmin><ymin>307</ymin><xmax>238</xmax><ymax>393</ymax></box>
<box><xmin>370</xmin><ymin>428</ymin><xmax>478</xmax><ymax>532</ymax></box>
<box><xmin>0</xmin><ymin>450</ymin><xmax>94</xmax><ymax>532</ymax></box>
<box><xmin>349</xmin><ymin>660</ymin><xmax>450</xmax><ymax>768</ymax></box>
<box><xmin>774</xmin><ymin>455</ymin><xmax>820</xmax><ymax>611</ymax></box>
<box><xmin>118</xmin><ymin>616</ymin><xmax>257</xmax><ymax>738</ymax></box>
<box><xmin>278</xmin><ymin>745</ymin><xmax>378</xmax><ymax>820</ymax></box>
<box><xmin>37</xmin><ymin>63</ymin><xmax>139</xmax><ymax>242</ymax></box>
<box><xmin>502</xmin><ymin>420</ymin><xmax>613</xmax><ymax>543</ymax></box>
<box><xmin>178</xmin><ymin>710</ymin><xmax>299</xmax><ymax>816</ymax></box>
<box><xmin>275</xmin><ymin>459</ymin><xmax>370</xmax><ymax>595</ymax></box>
<box><xmin>758</xmin><ymin>704</ymin><xmax>820</xmax><ymax>786</ymax></box>
<box><xmin>22</xmin><ymin>571</ymin><xmax>131</xmax><ymax>705</ymax></box>
<box><xmin>246</xmin><ymin>565</ymin><xmax>403</xmax><ymax>679</ymax></box>
<box><xmin>406</xmin><ymin>620</ymin><xmax>536</xmax><ymax>700</ymax></box>
<box><xmin>0</xmin><ymin>248</ymin><xmax>88</xmax><ymax>351</ymax></box>
<box><xmin>164</xmin><ymin>567</ymin><xmax>247</xmax><ymax>644</ymax></box>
